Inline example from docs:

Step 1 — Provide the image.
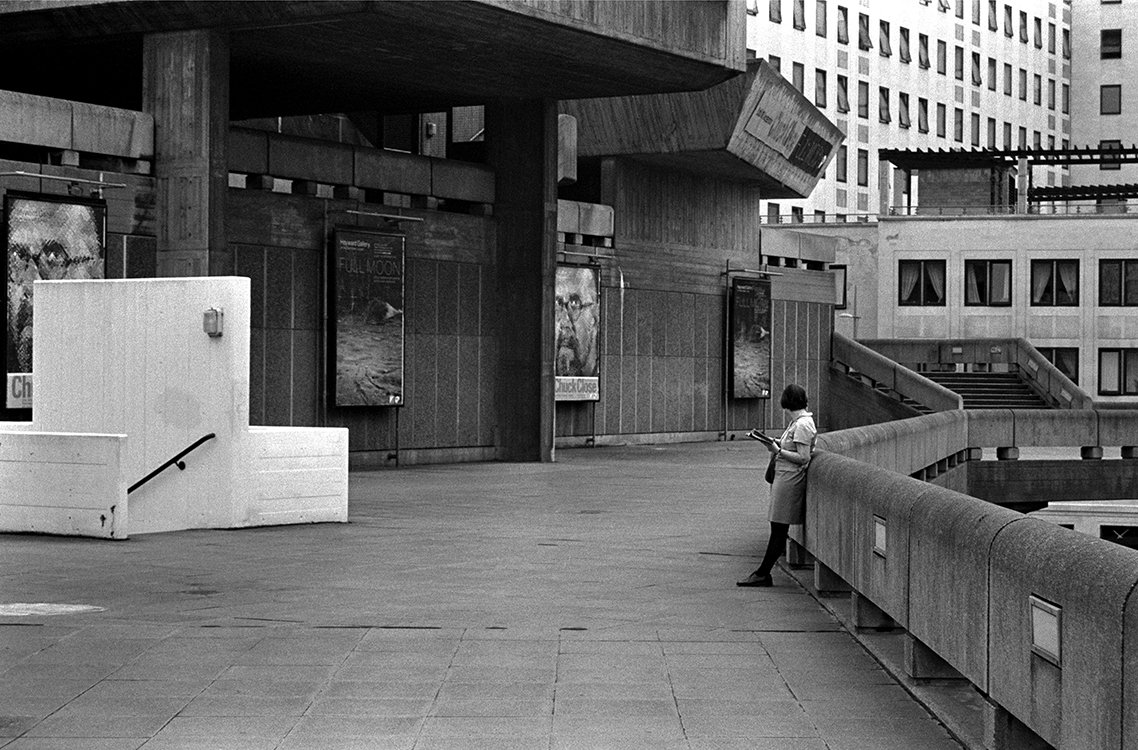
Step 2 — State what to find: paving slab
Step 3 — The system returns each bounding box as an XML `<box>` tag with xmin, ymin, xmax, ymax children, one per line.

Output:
<box><xmin>0</xmin><ymin>441</ymin><xmax>963</xmax><ymax>749</ymax></box>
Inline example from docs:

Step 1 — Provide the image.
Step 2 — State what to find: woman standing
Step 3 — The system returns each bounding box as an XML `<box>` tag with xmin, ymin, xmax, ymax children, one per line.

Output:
<box><xmin>737</xmin><ymin>384</ymin><xmax>817</xmax><ymax>587</ymax></box>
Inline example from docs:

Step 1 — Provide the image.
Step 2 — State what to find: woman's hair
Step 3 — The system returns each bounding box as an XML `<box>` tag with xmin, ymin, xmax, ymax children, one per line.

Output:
<box><xmin>780</xmin><ymin>384</ymin><xmax>808</xmax><ymax>411</ymax></box>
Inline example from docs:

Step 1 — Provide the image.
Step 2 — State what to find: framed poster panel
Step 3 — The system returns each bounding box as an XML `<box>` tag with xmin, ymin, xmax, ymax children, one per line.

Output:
<box><xmin>329</xmin><ymin>228</ymin><xmax>405</xmax><ymax>406</ymax></box>
<box><xmin>554</xmin><ymin>264</ymin><xmax>600</xmax><ymax>401</ymax></box>
<box><xmin>729</xmin><ymin>277</ymin><xmax>771</xmax><ymax>399</ymax></box>
<box><xmin>5</xmin><ymin>191</ymin><xmax>106</xmax><ymax>407</ymax></box>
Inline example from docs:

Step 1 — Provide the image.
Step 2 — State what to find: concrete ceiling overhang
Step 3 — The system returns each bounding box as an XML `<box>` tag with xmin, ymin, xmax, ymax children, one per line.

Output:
<box><xmin>561</xmin><ymin>60</ymin><xmax>845</xmax><ymax>199</ymax></box>
<box><xmin>0</xmin><ymin>0</ymin><xmax>744</xmax><ymax>118</ymax></box>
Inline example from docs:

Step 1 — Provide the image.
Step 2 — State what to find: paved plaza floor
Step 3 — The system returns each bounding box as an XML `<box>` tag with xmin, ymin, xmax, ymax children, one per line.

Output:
<box><xmin>0</xmin><ymin>441</ymin><xmax>964</xmax><ymax>749</ymax></box>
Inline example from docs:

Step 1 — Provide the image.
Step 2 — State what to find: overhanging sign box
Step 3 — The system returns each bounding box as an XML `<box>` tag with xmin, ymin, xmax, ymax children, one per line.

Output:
<box><xmin>7</xmin><ymin>373</ymin><xmax>31</xmax><ymax>409</ymax></box>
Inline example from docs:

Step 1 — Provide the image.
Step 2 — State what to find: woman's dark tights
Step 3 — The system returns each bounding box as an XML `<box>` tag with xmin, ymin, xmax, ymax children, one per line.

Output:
<box><xmin>755</xmin><ymin>522</ymin><xmax>790</xmax><ymax>577</ymax></box>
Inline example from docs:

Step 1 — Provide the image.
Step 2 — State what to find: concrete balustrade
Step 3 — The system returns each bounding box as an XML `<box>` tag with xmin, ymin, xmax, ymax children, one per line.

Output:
<box><xmin>799</xmin><ymin>409</ymin><xmax>1138</xmax><ymax>748</ymax></box>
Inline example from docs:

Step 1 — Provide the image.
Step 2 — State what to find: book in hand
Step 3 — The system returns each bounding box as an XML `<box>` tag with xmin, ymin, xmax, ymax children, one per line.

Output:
<box><xmin>747</xmin><ymin>429</ymin><xmax>776</xmax><ymax>445</ymax></box>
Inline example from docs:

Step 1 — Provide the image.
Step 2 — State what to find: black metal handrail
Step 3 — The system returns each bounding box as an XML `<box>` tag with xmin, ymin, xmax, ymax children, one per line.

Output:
<box><xmin>127</xmin><ymin>433</ymin><xmax>217</xmax><ymax>494</ymax></box>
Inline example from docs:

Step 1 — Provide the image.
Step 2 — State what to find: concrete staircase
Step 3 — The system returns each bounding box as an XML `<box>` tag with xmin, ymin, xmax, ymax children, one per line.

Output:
<box><xmin>922</xmin><ymin>371</ymin><xmax>1050</xmax><ymax>409</ymax></box>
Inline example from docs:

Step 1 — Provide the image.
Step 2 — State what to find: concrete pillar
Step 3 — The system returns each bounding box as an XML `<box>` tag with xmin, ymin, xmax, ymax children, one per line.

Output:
<box><xmin>982</xmin><ymin>694</ymin><xmax>1052</xmax><ymax>749</ymax></box>
<box><xmin>143</xmin><ymin>30</ymin><xmax>230</xmax><ymax>277</ymax></box>
<box><xmin>966</xmin><ymin>447</ymin><xmax>983</xmax><ymax>461</ymax></box>
<box><xmin>1015</xmin><ymin>157</ymin><xmax>1029</xmax><ymax>214</ymax></box>
<box><xmin>786</xmin><ymin>537</ymin><xmax>814</xmax><ymax>569</ymax></box>
<box><xmin>1081</xmin><ymin>445</ymin><xmax>1103</xmax><ymax>460</ymax></box>
<box><xmin>814</xmin><ymin>561</ymin><xmax>851</xmax><ymax>596</ymax></box>
<box><xmin>485</xmin><ymin>98</ymin><xmax>557</xmax><ymax>462</ymax></box>
<box><xmin>997</xmin><ymin>446</ymin><xmax>1019</xmax><ymax>460</ymax></box>
<box><xmin>1123</xmin><ymin>446</ymin><xmax>1138</xmax><ymax>459</ymax></box>
<box><xmin>903</xmin><ymin>634</ymin><xmax>964</xmax><ymax>681</ymax></box>
<box><xmin>878</xmin><ymin>160</ymin><xmax>892</xmax><ymax>215</ymax></box>
<box><xmin>851</xmin><ymin>592</ymin><xmax>896</xmax><ymax>631</ymax></box>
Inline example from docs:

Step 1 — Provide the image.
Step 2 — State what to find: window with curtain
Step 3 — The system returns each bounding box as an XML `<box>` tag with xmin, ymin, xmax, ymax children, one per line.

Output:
<box><xmin>1101</xmin><ymin>85</ymin><xmax>1122</xmax><ymax>115</ymax></box>
<box><xmin>1098</xmin><ymin>349</ymin><xmax>1138</xmax><ymax>395</ymax></box>
<box><xmin>1019</xmin><ymin>11</ymin><xmax>1028</xmax><ymax>43</ymax></box>
<box><xmin>972</xmin><ymin>0</ymin><xmax>981</xmax><ymax>25</ymax></box>
<box><xmin>1099</xmin><ymin>260</ymin><xmax>1138</xmax><ymax>306</ymax></box>
<box><xmin>836</xmin><ymin>145</ymin><xmax>848</xmax><ymax>182</ymax></box>
<box><xmin>971</xmin><ymin>113</ymin><xmax>981</xmax><ymax>145</ymax></box>
<box><xmin>953</xmin><ymin>108</ymin><xmax>964</xmax><ymax>142</ymax></box>
<box><xmin>955</xmin><ymin>46</ymin><xmax>964</xmax><ymax>80</ymax></box>
<box><xmin>1003</xmin><ymin>122</ymin><xmax>1012</xmax><ymax>149</ymax></box>
<box><xmin>858</xmin><ymin>13</ymin><xmax>872</xmax><ymax>50</ymax></box>
<box><xmin>964</xmin><ymin>260</ymin><xmax>1012</xmax><ymax>306</ymax></box>
<box><xmin>1004</xmin><ymin>4</ymin><xmax>1013</xmax><ymax>37</ymax></box>
<box><xmin>1048</xmin><ymin>79</ymin><xmax>1056</xmax><ymax>110</ymax></box>
<box><xmin>988</xmin><ymin>0</ymin><xmax>998</xmax><ymax>31</ymax></box>
<box><xmin>1018</xmin><ymin>126</ymin><xmax>1027</xmax><ymax>149</ymax></box>
<box><xmin>815</xmin><ymin>69</ymin><xmax>827</xmax><ymax>107</ymax></box>
<box><xmin>837</xmin><ymin>5</ymin><xmax>849</xmax><ymax>44</ymax></box>
<box><xmin>937</xmin><ymin>0</ymin><xmax>951</xmax><ymax>11</ymax></box>
<box><xmin>971</xmin><ymin>51</ymin><xmax>981</xmax><ymax>85</ymax></box>
<box><xmin>856</xmin><ymin>148</ymin><xmax>868</xmax><ymax>186</ymax></box>
<box><xmin>1004</xmin><ymin>63</ymin><xmax>1012</xmax><ymax>96</ymax></box>
<box><xmin>816</xmin><ymin>0</ymin><xmax>827</xmax><ymax>36</ymax></box>
<box><xmin>879</xmin><ymin>86</ymin><xmax>891</xmax><ymax>123</ymax></box>
<box><xmin>987</xmin><ymin>117</ymin><xmax>996</xmax><ymax>148</ymax></box>
<box><xmin>1018</xmin><ymin>68</ymin><xmax>1027</xmax><ymax>101</ymax></box>
<box><xmin>1038</xmin><ymin>347</ymin><xmax>1079</xmax><ymax>384</ymax></box>
<box><xmin>919</xmin><ymin>34</ymin><xmax>930</xmax><ymax>68</ymax></box>
<box><xmin>918</xmin><ymin>98</ymin><xmax>929</xmax><ymax>133</ymax></box>
<box><xmin>836</xmin><ymin>74</ymin><xmax>850</xmax><ymax>113</ymax></box>
<box><xmin>880</xmin><ymin>20</ymin><xmax>892</xmax><ymax>56</ymax></box>
<box><xmin>898</xmin><ymin>92</ymin><xmax>911</xmax><ymax>128</ymax></box>
<box><xmin>1034</xmin><ymin>18</ymin><xmax>1043</xmax><ymax>48</ymax></box>
<box><xmin>1063</xmin><ymin>29</ymin><xmax>1071</xmax><ymax>60</ymax></box>
<box><xmin>858</xmin><ymin>80</ymin><xmax>869</xmax><ymax>118</ymax></box>
<box><xmin>1049</xmin><ymin>23</ymin><xmax>1056</xmax><ymax>54</ymax></box>
<box><xmin>793</xmin><ymin>0</ymin><xmax>805</xmax><ymax>29</ymax></box>
<box><xmin>899</xmin><ymin>260</ymin><xmax>946</xmax><ymax>306</ymax></box>
<box><xmin>899</xmin><ymin>28</ymin><xmax>910</xmax><ymax>63</ymax></box>
<box><xmin>770</xmin><ymin>0</ymin><xmax>782</xmax><ymax>22</ymax></box>
<box><xmin>937</xmin><ymin>40</ymin><xmax>947</xmax><ymax>75</ymax></box>
<box><xmin>769</xmin><ymin>55</ymin><xmax>781</xmax><ymax>73</ymax></box>
<box><xmin>1034</xmin><ymin>74</ymin><xmax>1042</xmax><ymax>105</ymax></box>
<box><xmin>792</xmin><ymin>62</ymin><xmax>804</xmax><ymax>93</ymax></box>
<box><xmin>936</xmin><ymin>103</ymin><xmax>947</xmax><ymax>138</ymax></box>
<box><xmin>1031</xmin><ymin>259</ymin><xmax>1079</xmax><ymax>306</ymax></box>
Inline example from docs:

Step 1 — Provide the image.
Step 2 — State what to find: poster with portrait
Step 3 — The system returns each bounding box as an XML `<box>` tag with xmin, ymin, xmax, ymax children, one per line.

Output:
<box><xmin>5</xmin><ymin>192</ymin><xmax>106</xmax><ymax>407</ymax></box>
<box><xmin>554</xmin><ymin>265</ymin><xmax>600</xmax><ymax>401</ymax></box>
<box><xmin>330</xmin><ymin>229</ymin><xmax>405</xmax><ymax>406</ymax></box>
<box><xmin>729</xmin><ymin>277</ymin><xmax>771</xmax><ymax>399</ymax></box>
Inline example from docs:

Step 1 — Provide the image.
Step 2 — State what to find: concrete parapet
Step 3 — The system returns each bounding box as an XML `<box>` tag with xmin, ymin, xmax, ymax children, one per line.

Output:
<box><xmin>988</xmin><ymin>516</ymin><xmax>1138</xmax><ymax>749</ymax></box>
<box><xmin>1097</xmin><ymin>409</ymin><xmax>1138</xmax><ymax>449</ymax></box>
<box><xmin>1011</xmin><ymin>409</ymin><xmax>1097</xmax><ymax>448</ymax></box>
<box><xmin>966</xmin><ymin>409</ymin><xmax>1015</xmax><ymax>449</ymax></box>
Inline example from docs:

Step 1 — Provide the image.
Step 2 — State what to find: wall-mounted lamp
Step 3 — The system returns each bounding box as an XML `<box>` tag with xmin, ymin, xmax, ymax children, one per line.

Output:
<box><xmin>873</xmin><ymin>515</ymin><xmax>887</xmax><ymax>557</ymax></box>
<box><xmin>1029</xmin><ymin>595</ymin><xmax>1062</xmax><ymax>666</ymax></box>
<box><xmin>203</xmin><ymin>307</ymin><xmax>224</xmax><ymax>338</ymax></box>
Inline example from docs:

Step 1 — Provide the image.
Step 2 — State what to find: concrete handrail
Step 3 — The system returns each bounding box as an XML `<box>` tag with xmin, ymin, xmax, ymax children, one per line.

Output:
<box><xmin>831</xmin><ymin>333</ymin><xmax>963</xmax><ymax>413</ymax></box>
<box><xmin>1011</xmin><ymin>338</ymin><xmax>1093</xmax><ymax>409</ymax></box>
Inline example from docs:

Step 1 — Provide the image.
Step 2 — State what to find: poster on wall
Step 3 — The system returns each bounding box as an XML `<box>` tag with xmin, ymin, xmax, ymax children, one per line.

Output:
<box><xmin>330</xmin><ymin>229</ymin><xmax>405</xmax><ymax>407</ymax></box>
<box><xmin>554</xmin><ymin>265</ymin><xmax>600</xmax><ymax>401</ymax></box>
<box><xmin>729</xmin><ymin>277</ymin><xmax>771</xmax><ymax>399</ymax></box>
<box><xmin>5</xmin><ymin>192</ymin><xmax>106</xmax><ymax>409</ymax></box>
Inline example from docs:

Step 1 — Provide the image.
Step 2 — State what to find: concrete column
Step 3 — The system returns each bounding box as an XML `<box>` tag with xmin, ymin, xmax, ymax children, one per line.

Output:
<box><xmin>997</xmin><ymin>446</ymin><xmax>1019</xmax><ymax>460</ymax></box>
<box><xmin>903</xmin><ymin>634</ymin><xmax>964</xmax><ymax>681</ymax></box>
<box><xmin>982</xmin><ymin>694</ymin><xmax>1052</xmax><ymax>749</ymax></box>
<box><xmin>1123</xmin><ymin>446</ymin><xmax>1138</xmax><ymax>459</ymax></box>
<box><xmin>813</xmin><ymin>561</ymin><xmax>851</xmax><ymax>596</ymax></box>
<box><xmin>485</xmin><ymin>98</ymin><xmax>557</xmax><ymax>462</ymax></box>
<box><xmin>850</xmin><ymin>592</ymin><xmax>896</xmax><ymax>631</ymax></box>
<box><xmin>143</xmin><ymin>30</ymin><xmax>230</xmax><ymax>277</ymax></box>
<box><xmin>878</xmin><ymin>160</ymin><xmax>892</xmax><ymax>215</ymax></box>
<box><xmin>786</xmin><ymin>537</ymin><xmax>814</xmax><ymax>569</ymax></box>
<box><xmin>1081</xmin><ymin>446</ymin><xmax>1103</xmax><ymax>459</ymax></box>
<box><xmin>966</xmin><ymin>447</ymin><xmax>983</xmax><ymax>461</ymax></box>
<box><xmin>1015</xmin><ymin>157</ymin><xmax>1029</xmax><ymax>214</ymax></box>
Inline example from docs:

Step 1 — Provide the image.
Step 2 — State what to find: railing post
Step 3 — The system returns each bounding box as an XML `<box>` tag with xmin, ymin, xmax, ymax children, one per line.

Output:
<box><xmin>996</xmin><ymin>447</ymin><xmax>1019</xmax><ymax>460</ymax></box>
<box><xmin>903</xmin><ymin>634</ymin><xmax>965</xmax><ymax>681</ymax></box>
<box><xmin>1081</xmin><ymin>446</ymin><xmax>1103</xmax><ymax>460</ymax></box>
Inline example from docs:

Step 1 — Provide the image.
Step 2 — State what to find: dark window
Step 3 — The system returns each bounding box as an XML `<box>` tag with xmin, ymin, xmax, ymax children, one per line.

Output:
<box><xmin>858</xmin><ymin>79</ymin><xmax>869</xmax><ymax>118</ymax></box>
<box><xmin>836</xmin><ymin>74</ymin><xmax>849</xmax><ymax>112</ymax></box>
<box><xmin>832</xmin><ymin>264</ymin><xmax>848</xmax><ymax>308</ymax></box>
<box><xmin>987</xmin><ymin>57</ymin><xmax>997</xmax><ymax>91</ymax></box>
<box><xmin>899</xmin><ymin>92</ymin><xmax>911</xmax><ymax>128</ymax></box>
<box><xmin>1099</xmin><ymin>349</ymin><xmax>1138</xmax><ymax>396</ymax></box>
<box><xmin>769</xmin><ymin>55</ymin><xmax>781</xmax><ymax>73</ymax></box>
<box><xmin>856</xmin><ymin>148</ymin><xmax>868</xmax><ymax>186</ymax></box>
<box><xmin>973</xmin><ymin>0</ymin><xmax>981</xmax><ymax>25</ymax></box>
<box><xmin>955</xmin><ymin>46</ymin><xmax>965</xmax><ymax>81</ymax></box>
<box><xmin>988</xmin><ymin>0</ymin><xmax>998</xmax><ymax>31</ymax></box>
<box><xmin>1019</xmin><ymin>11</ymin><xmax>1028</xmax><ymax>43</ymax></box>
<box><xmin>1034</xmin><ymin>17</ymin><xmax>1043</xmax><ymax>48</ymax></box>
<box><xmin>835</xmin><ymin>144</ymin><xmax>848</xmax><ymax>182</ymax></box>
<box><xmin>936</xmin><ymin>103</ymin><xmax>947</xmax><ymax>138</ymax></box>
<box><xmin>1003</xmin><ymin>63</ymin><xmax>1013</xmax><ymax>96</ymax></box>
<box><xmin>1102</xmin><ymin>84</ymin><xmax>1122</xmax><ymax>114</ymax></box>
<box><xmin>1049</xmin><ymin>22</ymin><xmax>1056</xmax><ymax>54</ymax></box>
<box><xmin>1063</xmin><ymin>83</ymin><xmax>1070</xmax><ymax>114</ymax></box>
<box><xmin>1031</xmin><ymin>259</ymin><xmax>1079</xmax><ymax>306</ymax></box>
<box><xmin>858</xmin><ymin>13</ymin><xmax>872</xmax><ymax>50</ymax></box>
<box><xmin>837</xmin><ymin>5</ymin><xmax>849</xmax><ymax>44</ymax></box>
<box><xmin>1034</xmin><ymin>74</ymin><xmax>1042</xmax><ymax>105</ymax></box>
<box><xmin>899</xmin><ymin>27</ymin><xmax>911</xmax><ymax>63</ymax></box>
<box><xmin>965</xmin><ymin>260</ymin><xmax>1012</xmax><ymax>306</ymax></box>
<box><xmin>791</xmin><ymin>206</ymin><xmax>804</xmax><ymax>222</ymax></box>
<box><xmin>793</xmin><ymin>0</ymin><xmax>806</xmax><ymax>29</ymax></box>
<box><xmin>1018</xmin><ymin>68</ymin><xmax>1027</xmax><ymax>101</ymax></box>
<box><xmin>937</xmin><ymin>40</ymin><xmax>947</xmax><ymax>75</ymax></box>
<box><xmin>1099</xmin><ymin>260</ymin><xmax>1138</xmax><ymax>306</ymax></box>
<box><xmin>971</xmin><ymin>113</ymin><xmax>981</xmax><ymax>145</ymax></box>
<box><xmin>1003</xmin><ymin>122</ymin><xmax>1012</xmax><ymax>149</ymax></box>
<box><xmin>987</xmin><ymin>117</ymin><xmax>997</xmax><ymax>148</ymax></box>
<box><xmin>953</xmin><ymin>108</ymin><xmax>964</xmax><ymax>142</ymax></box>
<box><xmin>1101</xmin><ymin>140</ymin><xmax>1123</xmax><ymax>170</ymax></box>
<box><xmin>1103</xmin><ymin>29</ymin><xmax>1122</xmax><ymax>59</ymax></box>
<box><xmin>816</xmin><ymin>0</ymin><xmax>828</xmax><ymax>36</ymax></box>
<box><xmin>792</xmin><ymin>62</ymin><xmax>805</xmax><ymax>93</ymax></box>
<box><xmin>919</xmin><ymin>34</ymin><xmax>930</xmax><ymax>68</ymax></box>
<box><xmin>1038</xmin><ymin>347</ymin><xmax>1079</xmax><ymax>384</ymax></box>
<box><xmin>899</xmin><ymin>260</ymin><xmax>947</xmax><ymax>306</ymax></box>
<box><xmin>770</xmin><ymin>0</ymin><xmax>782</xmax><ymax>23</ymax></box>
<box><xmin>1004</xmin><ymin>4</ymin><xmax>1013</xmax><ymax>37</ymax></box>
<box><xmin>1018</xmin><ymin>126</ymin><xmax>1027</xmax><ymax>149</ymax></box>
<box><xmin>880</xmin><ymin>20</ymin><xmax>892</xmax><ymax>56</ymax></box>
<box><xmin>879</xmin><ymin>86</ymin><xmax>891</xmax><ymax>123</ymax></box>
<box><xmin>1063</xmin><ymin>28</ymin><xmax>1071</xmax><ymax>60</ymax></box>
<box><xmin>1048</xmin><ymin>79</ymin><xmax>1056</xmax><ymax>110</ymax></box>
<box><xmin>971</xmin><ymin>51</ymin><xmax>981</xmax><ymax>85</ymax></box>
<box><xmin>918</xmin><ymin>98</ymin><xmax>929</xmax><ymax>133</ymax></box>
<box><xmin>815</xmin><ymin>69</ymin><xmax>827</xmax><ymax>107</ymax></box>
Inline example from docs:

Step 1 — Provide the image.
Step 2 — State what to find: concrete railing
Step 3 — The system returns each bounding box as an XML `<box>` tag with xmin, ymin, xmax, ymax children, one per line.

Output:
<box><xmin>832</xmin><ymin>333</ymin><xmax>963</xmax><ymax>414</ymax></box>
<box><xmin>797</xmin><ymin>410</ymin><xmax>1138</xmax><ymax>748</ymax></box>
<box><xmin>861</xmin><ymin>337</ymin><xmax>1094</xmax><ymax>409</ymax></box>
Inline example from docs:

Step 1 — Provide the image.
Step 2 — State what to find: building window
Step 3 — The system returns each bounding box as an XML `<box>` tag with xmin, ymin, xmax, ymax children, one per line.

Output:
<box><xmin>1062</xmin><ymin>83</ymin><xmax>1070</xmax><ymax>114</ymax></box>
<box><xmin>1100</xmin><ymin>140</ymin><xmax>1123</xmax><ymax>170</ymax></box>
<box><xmin>836</xmin><ymin>144</ymin><xmax>848</xmax><ymax>182</ymax></box>
<box><xmin>965</xmin><ymin>260</ymin><xmax>1012</xmax><ymax>306</ymax></box>
<box><xmin>1034</xmin><ymin>17</ymin><xmax>1043</xmax><ymax>49</ymax></box>
<box><xmin>837</xmin><ymin>5</ymin><xmax>849</xmax><ymax>44</ymax></box>
<box><xmin>1039</xmin><ymin>347</ymin><xmax>1079</xmax><ymax>384</ymax></box>
<box><xmin>899</xmin><ymin>260</ymin><xmax>946</xmax><ymax>306</ymax></box>
<box><xmin>1018</xmin><ymin>126</ymin><xmax>1027</xmax><ymax>149</ymax></box>
<box><xmin>1103</xmin><ymin>29</ymin><xmax>1122</xmax><ymax>59</ymax></box>
<box><xmin>899</xmin><ymin>92</ymin><xmax>911</xmax><ymax>128</ymax></box>
<box><xmin>1048</xmin><ymin>22</ymin><xmax>1056</xmax><ymax>54</ymax></box>
<box><xmin>1100</xmin><ymin>260</ymin><xmax>1138</xmax><ymax>306</ymax></box>
<box><xmin>1018</xmin><ymin>68</ymin><xmax>1027</xmax><ymax>101</ymax></box>
<box><xmin>986</xmin><ymin>117</ymin><xmax>996</xmax><ymax>148</ymax></box>
<box><xmin>987</xmin><ymin>57</ymin><xmax>997</xmax><ymax>91</ymax></box>
<box><xmin>858</xmin><ymin>13</ymin><xmax>872</xmax><ymax>50</ymax></box>
<box><xmin>936</xmin><ymin>103</ymin><xmax>947</xmax><ymax>138</ymax></box>
<box><xmin>937</xmin><ymin>40</ymin><xmax>947</xmax><ymax>75</ymax></box>
<box><xmin>954</xmin><ymin>108</ymin><xmax>964</xmax><ymax>142</ymax></box>
<box><xmin>988</xmin><ymin>0</ymin><xmax>998</xmax><ymax>31</ymax></box>
<box><xmin>791</xmin><ymin>206</ymin><xmax>804</xmax><ymax>223</ymax></box>
<box><xmin>971</xmin><ymin>113</ymin><xmax>981</xmax><ymax>145</ymax></box>
<box><xmin>1018</xmin><ymin>11</ymin><xmax>1028</xmax><ymax>43</ymax></box>
<box><xmin>836</xmin><ymin>74</ymin><xmax>849</xmax><ymax>112</ymax></box>
<box><xmin>1002</xmin><ymin>122</ymin><xmax>1012</xmax><ymax>149</ymax></box>
<box><xmin>1003</xmin><ymin>63</ymin><xmax>1012</xmax><ymax>96</ymax></box>
<box><xmin>1099</xmin><ymin>349</ymin><xmax>1138</xmax><ymax>396</ymax></box>
<box><xmin>1102</xmin><ymin>84</ymin><xmax>1122</xmax><ymax>115</ymax></box>
<box><xmin>792</xmin><ymin>62</ymin><xmax>805</xmax><ymax>93</ymax></box>
<box><xmin>832</xmin><ymin>264</ymin><xmax>848</xmax><ymax>308</ymax></box>
<box><xmin>816</xmin><ymin>0</ymin><xmax>828</xmax><ymax>36</ymax></box>
<box><xmin>971</xmin><ymin>51</ymin><xmax>981</xmax><ymax>86</ymax></box>
<box><xmin>1033</xmin><ymin>74</ymin><xmax>1042</xmax><ymax>105</ymax></box>
<box><xmin>955</xmin><ymin>46</ymin><xmax>965</xmax><ymax>81</ymax></box>
<box><xmin>879</xmin><ymin>86</ymin><xmax>891</xmax><ymax>123</ymax></box>
<box><xmin>1048</xmin><ymin>79</ymin><xmax>1056</xmax><ymax>110</ymax></box>
<box><xmin>815</xmin><ymin>69</ymin><xmax>828</xmax><ymax>107</ymax></box>
<box><xmin>919</xmin><ymin>34</ymin><xmax>930</xmax><ymax>68</ymax></box>
<box><xmin>954</xmin><ymin>0</ymin><xmax>963</xmax><ymax>18</ymax></box>
<box><xmin>793</xmin><ymin>0</ymin><xmax>806</xmax><ymax>29</ymax></box>
<box><xmin>767</xmin><ymin>202</ymin><xmax>780</xmax><ymax>223</ymax></box>
<box><xmin>1031</xmin><ymin>259</ymin><xmax>1079</xmax><ymax>306</ymax></box>
<box><xmin>1063</xmin><ymin>28</ymin><xmax>1071</xmax><ymax>60</ymax></box>
<box><xmin>880</xmin><ymin>20</ymin><xmax>892</xmax><ymax>56</ymax></box>
<box><xmin>1003</xmin><ymin>4</ymin><xmax>1013</xmax><ymax>37</ymax></box>
<box><xmin>856</xmin><ymin>148</ymin><xmax>868</xmax><ymax>186</ymax></box>
<box><xmin>899</xmin><ymin>27</ymin><xmax>911</xmax><ymax>63</ymax></box>
<box><xmin>918</xmin><ymin>98</ymin><xmax>929</xmax><ymax>133</ymax></box>
<box><xmin>770</xmin><ymin>0</ymin><xmax>782</xmax><ymax>23</ymax></box>
<box><xmin>972</xmin><ymin>0</ymin><xmax>981</xmax><ymax>25</ymax></box>
<box><xmin>858</xmin><ymin>79</ymin><xmax>869</xmax><ymax>118</ymax></box>
<box><xmin>769</xmin><ymin>55</ymin><xmax>781</xmax><ymax>73</ymax></box>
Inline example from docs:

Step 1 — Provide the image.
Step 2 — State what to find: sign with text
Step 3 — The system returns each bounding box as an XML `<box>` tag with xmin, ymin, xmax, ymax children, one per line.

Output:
<box><xmin>555</xmin><ymin>265</ymin><xmax>600</xmax><ymax>402</ymax></box>
<box><xmin>329</xmin><ymin>229</ymin><xmax>405</xmax><ymax>407</ymax></box>
<box><xmin>729</xmin><ymin>277</ymin><xmax>771</xmax><ymax>399</ymax></box>
<box><xmin>6</xmin><ymin>373</ymin><xmax>31</xmax><ymax>409</ymax></box>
